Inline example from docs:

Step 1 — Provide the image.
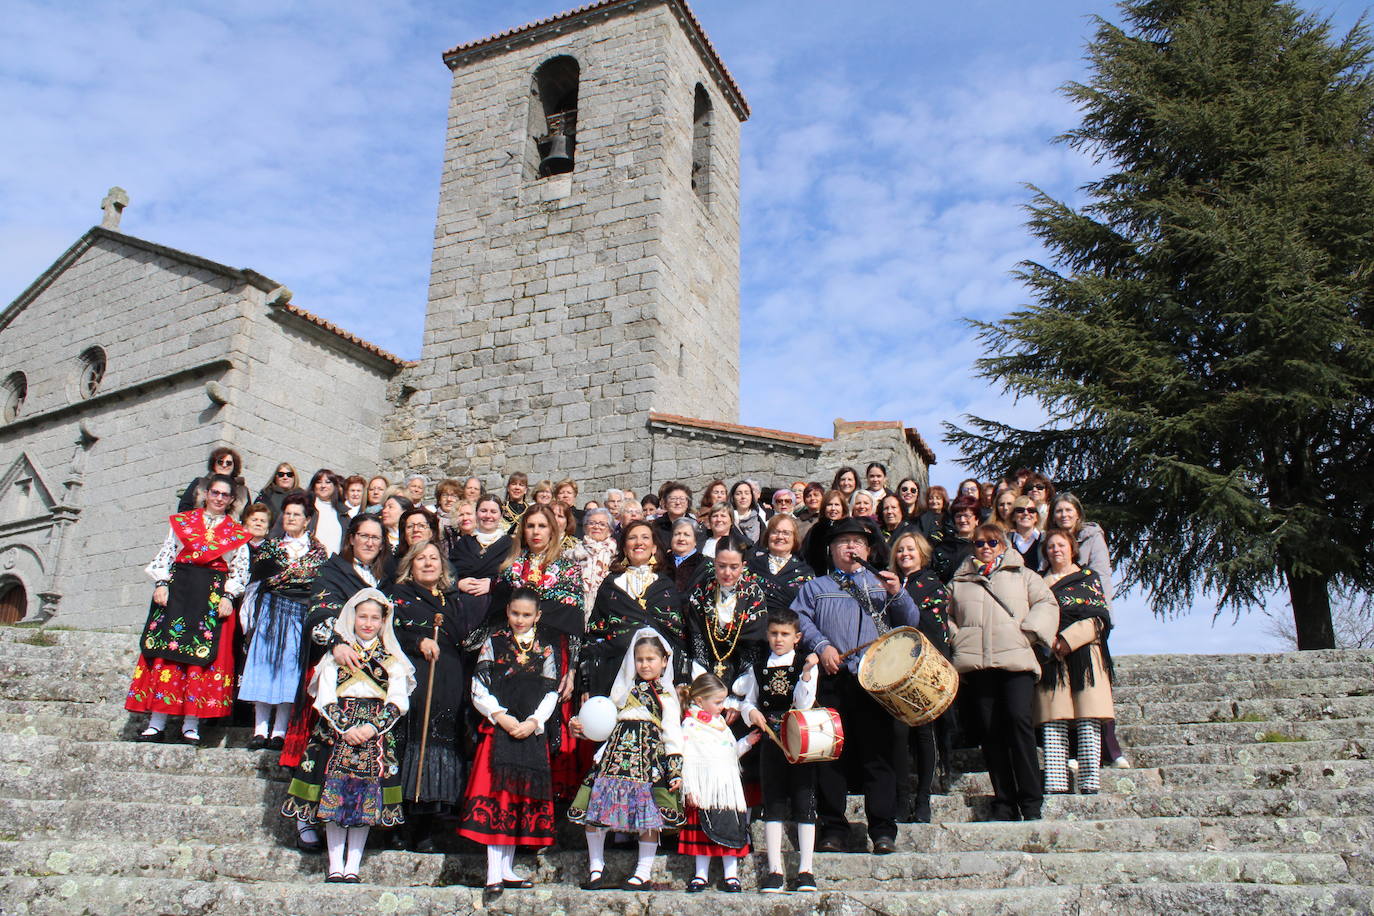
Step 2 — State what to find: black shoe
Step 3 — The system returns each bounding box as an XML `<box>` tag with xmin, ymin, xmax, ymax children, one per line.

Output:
<box><xmin>686</xmin><ymin>877</ymin><xmax>709</xmax><ymax>893</ymax></box>
<box><xmin>913</xmin><ymin>796</ymin><xmax>932</xmax><ymax>824</ymax></box>
<box><xmin>721</xmin><ymin>877</ymin><xmax>742</xmax><ymax>893</ymax></box>
<box><xmin>342</xmin><ymin>874</ymin><xmax>360</xmax><ymax>884</ymax></box>
<box><xmin>760</xmin><ymin>872</ymin><xmax>786</xmax><ymax>894</ymax></box>
<box><xmin>872</xmin><ymin>837</ymin><xmax>897</xmax><ymax>855</ymax></box>
<box><xmin>267</xmin><ymin>735</ymin><xmax>286</xmax><ymax>751</ymax></box>
<box><xmin>1020</xmin><ymin>805</ymin><xmax>1043</xmax><ymax>821</ymax></box>
<box><xmin>503</xmin><ymin>878</ymin><xmax>533</xmax><ymax>889</ymax></box>
<box><xmin>988</xmin><ymin>802</ymin><xmax>1019</xmax><ymax>822</ymax></box>
<box><xmin>181</xmin><ymin>730</ymin><xmax>202</xmax><ymax>746</ymax></box>
<box><xmin>620</xmin><ymin>875</ymin><xmax>650</xmax><ymax>890</ymax></box>
<box><xmin>581</xmin><ymin>871</ymin><xmax>615</xmax><ymax>891</ymax></box>
<box><xmin>134</xmin><ymin>729</ymin><xmax>165</xmax><ymax>743</ymax></box>
<box><xmin>248</xmin><ymin>735</ymin><xmax>267</xmax><ymax>751</ymax></box>
<box><xmin>817</xmin><ymin>836</ymin><xmax>846</xmax><ymax>853</ymax></box>
<box><xmin>324</xmin><ymin>873</ymin><xmax>345</xmax><ymax>883</ymax></box>
<box><xmin>296</xmin><ymin>824</ymin><xmax>324</xmax><ymax>853</ymax></box>
<box><xmin>483</xmin><ymin>884</ymin><xmax>503</xmax><ymax>902</ymax></box>
<box><xmin>792</xmin><ymin>871</ymin><xmax>818</xmax><ymax>893</ymax></box>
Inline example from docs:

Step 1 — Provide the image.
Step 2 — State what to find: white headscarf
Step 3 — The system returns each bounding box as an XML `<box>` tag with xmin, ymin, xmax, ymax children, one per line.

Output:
<box><xmin>308</xmin><ymin>587</ymin><xmax>416</xmax><ymax>699</ymax></box>
<box><xmin>609</xmin><ymin>625</ymin><xmax>675</xmax><ymax>707</ymax></box>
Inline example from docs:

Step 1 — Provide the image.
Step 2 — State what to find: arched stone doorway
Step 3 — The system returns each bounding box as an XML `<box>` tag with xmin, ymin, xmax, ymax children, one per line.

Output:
<box><xmin>0</xmin><ymin>578</ymin><xmax>26</xmax><ymax>623</ymax></box>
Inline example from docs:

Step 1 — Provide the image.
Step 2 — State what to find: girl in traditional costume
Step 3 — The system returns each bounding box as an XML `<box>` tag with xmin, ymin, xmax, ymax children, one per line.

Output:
<box><xmin>677</xmin><ymin>673</ymin><xmax>759</xmax><ymax>892</ymax></box>
<box><xmin>457</xmin><ymin>587</ymin><xmax>560</xmax><ymax>900</ymax></box>
<box><xmin>126</xmin><ymin>473</ymin><xmax>251</xmax><ymax>744</ymax></box>
<box><xmin>568</xmin><ymin>628</ymin><xmax>684</xmax><ymax>890</ymax></box>
<box><xmin>280</xmin><ymin>588</ymin><xmax>415</xmax><ymax>883</ymax></box>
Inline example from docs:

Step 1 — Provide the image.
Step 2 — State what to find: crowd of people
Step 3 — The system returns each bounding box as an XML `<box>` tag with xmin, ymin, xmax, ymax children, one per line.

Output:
<box><xmin>125</xmin><ymin>448</ymin><xmax>1122</xmax><ymax>894</ymax></box>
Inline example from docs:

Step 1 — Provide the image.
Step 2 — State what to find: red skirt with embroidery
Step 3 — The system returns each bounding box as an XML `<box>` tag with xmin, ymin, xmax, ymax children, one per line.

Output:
<box><xmin>457</xmin><ymin>722</ymin><xmax>555</xmax><ymax>847</ymax></box>
<box><xmin>278</xmin><ymin>663</ymin><xmax>317</xmax><ymax>768</ymax></box>
<box><xmin>677</xmin><ymin>805</ymin><xmax>750</xmax><ymax>858</ymax></box>
<box><xmin>549</xmin><ymin>637</ymin><xmax>581</xmax><ymax>802</ymax></box>
<box><xmin>125</xmin><ymin>615</ymin><xmax>237</xmax><ymax>719</ymax></box>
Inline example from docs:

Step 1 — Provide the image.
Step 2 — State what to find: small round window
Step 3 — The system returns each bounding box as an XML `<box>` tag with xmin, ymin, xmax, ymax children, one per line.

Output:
<box><xmin>79</xmin><ymin>347</ymin><xmax>106</xmax><ymax>399</ymax></box>
<box><xmin>2</xmin><ymin>372</ymin><xmax>25</xmax><ymax>421</ymax></box>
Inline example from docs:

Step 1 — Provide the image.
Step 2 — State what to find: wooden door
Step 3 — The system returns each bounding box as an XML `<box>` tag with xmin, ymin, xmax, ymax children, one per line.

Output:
<box><xmin>0</xmin><ymin>581</ymin><xmax>25</xmax><ymax>623</ymax></box>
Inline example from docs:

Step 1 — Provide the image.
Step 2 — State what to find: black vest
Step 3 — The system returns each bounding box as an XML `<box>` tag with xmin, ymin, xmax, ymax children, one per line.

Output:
<box><xmin>753</xmin><ymin>653</ymin><xmax>807</xmax><ymax>721</ymax></box>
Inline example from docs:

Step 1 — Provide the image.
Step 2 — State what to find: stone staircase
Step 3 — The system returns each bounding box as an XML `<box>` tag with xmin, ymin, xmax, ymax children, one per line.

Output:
<box><xmin>0</xmin><ymin>625</ymin><xmax>1371</xmax><ymax>915</ymax></box>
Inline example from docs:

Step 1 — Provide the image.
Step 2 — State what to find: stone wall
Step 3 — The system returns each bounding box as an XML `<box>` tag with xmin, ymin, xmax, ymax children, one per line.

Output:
<box><xmin>644</xmin><ymin>413</ymin><xmax>821</xmax><ymax>497</ymax></box>
<box><xmin>384</xmin><ymin>0</ymin><xmax>744</xmax><ymax>494</ymax></box>
<box><xmin>816</xmin><ymin>419</ymin><xmax>932</xmax><ymax>491</ymax></box>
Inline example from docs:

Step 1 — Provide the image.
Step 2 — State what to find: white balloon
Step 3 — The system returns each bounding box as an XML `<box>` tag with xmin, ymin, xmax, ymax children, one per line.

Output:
<box><xmin>577</xmin><ymin>695</ymin><xmax>618</xmax><ymax>742</ymax></box>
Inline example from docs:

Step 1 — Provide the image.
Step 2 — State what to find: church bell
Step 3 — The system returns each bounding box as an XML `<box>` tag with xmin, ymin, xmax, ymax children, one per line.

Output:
<box><xmin>540</xmin><ymin>134</ymin><xmax>574</xmax><ymax>176</ymax></box>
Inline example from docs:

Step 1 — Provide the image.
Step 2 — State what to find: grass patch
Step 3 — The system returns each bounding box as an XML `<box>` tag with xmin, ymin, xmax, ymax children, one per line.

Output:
<box><xmin>19</xmin><ymin>631</ymin><xmax>58</xmax><ymax>647</ymax></box>
<box><xmin>1228</xmin><ymin>712</ymin><xmax>1267</xmax><ymax>723</ymax></box>
<box><xmin>1259</xmin><ymin>731</ymin><xmax>1307</xmax><ymax>743</ymax></box>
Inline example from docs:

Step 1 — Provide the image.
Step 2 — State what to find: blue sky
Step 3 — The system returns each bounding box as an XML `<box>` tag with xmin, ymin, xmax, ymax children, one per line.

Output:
<box><xmin>2</xmin><ymin>0</ymin><xmax>1364</xmax><ymax>653</ymax></box>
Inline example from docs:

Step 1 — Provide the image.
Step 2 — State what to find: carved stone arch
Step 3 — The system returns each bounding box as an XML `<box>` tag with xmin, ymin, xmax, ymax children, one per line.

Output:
<box><xmin>527</xmin><ymin>55</ymin><xmax>581</xmax><ymax>179</ymax></box>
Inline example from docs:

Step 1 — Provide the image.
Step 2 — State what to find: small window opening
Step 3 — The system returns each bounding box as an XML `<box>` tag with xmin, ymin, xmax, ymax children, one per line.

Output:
<box><xmin>79</xmin><ymin>347</ymin><xmax>106</xmax><ymax>399</ymax></box>
<box><xmin>2</xmin><ymin>372</ymin><xmax>26</xmax><ymax>422</ymax></box>
<box><xmin>691</xmin><ymin>84</ymin><xmax>712</xmax><ymax>200</ymax></box>
<box><xmin>677</xmin><ymin>343</ymin><xmax>685</xmax><ymax>377</ymax></box>
<box><xmin>529</xmin><ymin>56</ymin><xmax>580</xmax><ymax>179</ymax></box>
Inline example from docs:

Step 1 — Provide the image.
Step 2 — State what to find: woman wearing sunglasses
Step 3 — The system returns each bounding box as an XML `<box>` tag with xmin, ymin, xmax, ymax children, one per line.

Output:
<box><xmin>256</xmin><ymin>463</ymin><xmax>303</xmax><ymax>518</ymax></box>
<box><xmin>1007</xmin><ymin>496</ymin><xmax>1046</xmax><ymax>572</ymax></box>
<box><xmin>948</xmin><ymin>524</ymin><xmax>1058</xmax><ymax>822</ymax></box>
<box><xmin>177</xmin><ymin>447</ymin><xmax>249</xmax><ymax>512</ymax></box>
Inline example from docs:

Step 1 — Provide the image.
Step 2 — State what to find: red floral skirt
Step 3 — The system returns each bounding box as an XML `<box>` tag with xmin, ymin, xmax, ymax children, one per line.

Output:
<box><xmin>677</xmin><ymin>805</ymin><xmax>750</xmax><ymax>858</ymax></box>
<box><xmin>457</xmin><ymin>722</ymin><xmax>555</xmax><ymax>847</ymax></box>
<box><xmin>125</xmin><ymin>615</ymin><xmax>237</xmax><ymax>719</ymax></box>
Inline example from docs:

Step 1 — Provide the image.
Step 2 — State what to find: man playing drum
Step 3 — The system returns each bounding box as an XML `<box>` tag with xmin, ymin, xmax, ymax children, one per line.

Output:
<box><xmin>791</xmin><ymin>518</ymin><xmax>921</xmax><ymax>854</ymax></box>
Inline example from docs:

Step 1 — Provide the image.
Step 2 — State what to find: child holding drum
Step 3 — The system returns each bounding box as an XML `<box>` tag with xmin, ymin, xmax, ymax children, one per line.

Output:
<box><xmin>736</xmin><ymin>608</ymin><xmax>822</xmax><ymax>893</ymax></box>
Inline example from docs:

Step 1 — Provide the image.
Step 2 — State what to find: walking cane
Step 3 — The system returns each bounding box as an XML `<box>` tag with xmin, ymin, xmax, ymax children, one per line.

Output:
<box><xmin>414</xmin><ymin>613</ymin><xmax>443</xmax><ymax>803</ymax></box>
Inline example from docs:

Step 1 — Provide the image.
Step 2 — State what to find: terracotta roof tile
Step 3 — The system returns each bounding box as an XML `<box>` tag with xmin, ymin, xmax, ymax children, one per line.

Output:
<box><xmin>648</xmin><ymin>412</ymin><xmax>828</xmax><ymax>447</ymax></box>
<box><xmin>272</xmin><ymin>302</ymin><xmax>411</xmax><ymax>368</ymax></box>
<box><xmin>442</xmin><ymin>0</ymin><xmax>749</xmax><ymax>120</ymax></box>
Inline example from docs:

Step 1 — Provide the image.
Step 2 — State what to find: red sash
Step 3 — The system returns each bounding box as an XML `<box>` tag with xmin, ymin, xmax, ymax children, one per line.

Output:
<box><xmin>170</xmin><ymin>510</ymin><xmax>251</xmax><ymax>567</ymax></box>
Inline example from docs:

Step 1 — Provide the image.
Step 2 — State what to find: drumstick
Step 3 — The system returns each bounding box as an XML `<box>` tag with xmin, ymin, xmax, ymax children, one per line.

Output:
<box><xmin>838</xmin><ymin>637</ymin><xmax>879</xmax><ymax>662</ymax></box>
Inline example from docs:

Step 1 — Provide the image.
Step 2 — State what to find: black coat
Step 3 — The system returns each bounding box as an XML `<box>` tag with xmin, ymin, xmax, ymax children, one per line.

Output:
<box><xmin>902</xmin><ymin>567</ymin><xmax>952</xmax><ymax>657</ymax></box>
<box><xmin>447</xmin><ymin>533</ymin><xmax>512</xmax><ymax>629</ymax></box>
<box><xmin>932</xmin><ymin>534</ymin><xmax>973</xmax><ymax>584</ymax></box>
<box><xmin>744</xmin><ymin>550</ymin><xmax>816</xmax><ymax>614</ymax></box>
<box><xmin>581</xmin><ymin>574</ymin><xmax>687</xmax><ymax>693</ymax></box>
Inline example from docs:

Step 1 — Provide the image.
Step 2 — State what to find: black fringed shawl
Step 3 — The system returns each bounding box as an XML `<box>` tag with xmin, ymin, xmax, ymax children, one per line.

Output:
<box><xmin>1042</xmin><ymin>567</ymin><xmax>1114</xmax><ymax>692</ymax></box>
<box><xmin>476</xmin><ymin>629</ymin><xmax>557</xmax><ymax>800</ymax></box>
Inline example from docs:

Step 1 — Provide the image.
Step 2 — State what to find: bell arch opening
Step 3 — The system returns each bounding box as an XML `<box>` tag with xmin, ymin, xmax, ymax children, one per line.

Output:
<box><xmin>528</xmin><ymin>55</ymin><xmax>580</xmax><ymax>179</ymax></box>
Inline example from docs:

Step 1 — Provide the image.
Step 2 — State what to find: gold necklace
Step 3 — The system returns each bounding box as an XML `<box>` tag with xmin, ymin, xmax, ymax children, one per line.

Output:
<box><xmin>705</xmin><ymin>585</ymin><xmax>745</xmax><ymax>677</ymax></box>
<box><xmin>513</xmin><ymin>628</ymin><xmax>536</xmax><ymax>664</ymax></box>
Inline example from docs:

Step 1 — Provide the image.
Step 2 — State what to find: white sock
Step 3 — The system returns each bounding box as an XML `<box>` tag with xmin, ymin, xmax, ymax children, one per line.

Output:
<box><xmin>272</xmin><ymin>703</ymin><xmax>293</xmax><ymax>737</ymax></box>
<box><xmin>585</xmin><ymin>828</ymin><xmax>607</xmax><ymax>874</ymax></box>
<box><xmin>797</xmin><ymin>823</ymin><xmax>816</xmax><ymax>873</ymax></box>
<box><xmin>722</xmin><ymin>856</ymin><xmax>738</xmax><ymax>880</ymax></box>
<box><xmin>253</xmin><ymin>703</ymin><xmax>272</xmax><ymax>737</ymax></box>
<box><xmin>765</xmin><ymin>821</ymin><xmax>784</xmax><ymax>873</ymax></box>
<box><xmin>502</xmin><ymin>844</ymin><xmax>521</xmax><ymax>882</ymax></box>
<box><xmin>325</xmin><ymin>822</ymin><xmax>347</xmax><ymax>874</ymax></box>
<box><xmin>344</xmin><ymin>826</ymin><xmax>368</xmax><ymax>875</ymax></box>
<box><xmin>634</xmin><ymin>839</ymin><xmax>656</xmax><ymax>881</ymax></box>
<box><xmin>694</xmin><ymin>855</ymin><xmax>710</xmax><ymax>880</ymax></box>
<box><xmin>182</xmin><ymin>715</ymin><xmax>200</xmax><ymax>735</ymax></box>
<box><xmin>296</xmin><ymin>815</ymin><xmax>319</xmax><ymax>845</ymax></box>
<box><xmin>146</xmin><ymin>712</ymin><xmax>169</xmax><ymax>733</ymax></box>
<box><xmin>486</xmin><ymin>845</ymin><xmax>504</xmax><ymax>886</ymax></box>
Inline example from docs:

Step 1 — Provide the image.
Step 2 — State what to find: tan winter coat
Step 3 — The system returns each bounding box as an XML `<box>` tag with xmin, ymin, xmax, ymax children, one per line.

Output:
<box><xmin>948</xmin><ymin>550</ymin><xmax>1059</xmax><ymax>675</ymax></box>
<box><xmin>1033</xmin><ymin>616</ymin><xmax>1116</xmax><ymax>723</ymax></box>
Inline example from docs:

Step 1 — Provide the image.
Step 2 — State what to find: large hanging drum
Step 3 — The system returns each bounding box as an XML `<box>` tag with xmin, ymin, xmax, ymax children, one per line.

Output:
<box><xmin>779</xmin><ymin>707</ymin><xmax>845</xmax><ymax>764</ymax></box>
<box><xmin>857</xmin><ymin>626</ymin><xmax>958</xmax><ymax>727</ymax></box>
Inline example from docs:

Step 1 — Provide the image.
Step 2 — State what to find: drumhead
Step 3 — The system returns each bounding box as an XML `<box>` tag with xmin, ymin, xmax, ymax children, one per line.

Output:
<box><xmin>860</xmin><ymin>628</ymin><xmax>923</xmax><ymax>691</ymax></box>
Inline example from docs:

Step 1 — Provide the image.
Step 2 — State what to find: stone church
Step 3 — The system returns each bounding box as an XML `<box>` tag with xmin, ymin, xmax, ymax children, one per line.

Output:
<box><xmin>0</xmin><ymin>0</ymin><xmax>933</xmax><ymax>628</ymax></box>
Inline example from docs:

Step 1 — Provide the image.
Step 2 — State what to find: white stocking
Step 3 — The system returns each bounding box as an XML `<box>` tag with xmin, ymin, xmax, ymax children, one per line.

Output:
<box><xmin>145</xmin><ymin>712</ymin><xmax>169</xmax><ymax>734</ymax></box>
<box><xmin>253</xmin><ymin>703</ymin><xmax>272</xmax><ymax>737</ymax></box>
<box><xmin>585</xmin><ymin>827</ymin><xmax>607</xmax><ymax>875</ymax></box>
<box><xmin>486</xmin><ymin>845</ymin><xmax>505</xmax><ymax>886</ymax></box>
<box><xmin>634</xmin><ymin>839</ymin><xmax>656</xmax><ymax>881</ymax></box>
<box><xmin>272</xmin><ymin>703</ymin><xmax>293</xmax><ymax>737</ymax></box>
<box><xmin>344</xmin><ymin>826</ymin><xmax>368</xmax><ymax>875</ymax></box>
<box><xmin>324</xmin><ymin>822</ymin><xmax>347</xmax><ymax>875</ymax></box>
<box><xmin>797</xmin><ymin>823</ymin><xmax>817</xmax><ymax>873</ymax></box>
<box><xmin>502</xmin><ymin>844</ymin><xmax>521</xmax><ymax>882</ymax></box>
<box><xmin>764</xmin><ymin>821</ymin><xmax>785</xmax><ymax>873</ymax></box>
<box><xmin>694</xmin><ymin>855</ymin><xmax>710</xmax><ymax>880</ymax></box>
<box><xmin>181</xmin><ymin>715</ymin><xmax>200</xmax><ymax>736</ymax></box>
<box><xmin>722</xmin><ymin>856</ymin><xmax>738</xmax><ymax>880</ymax></box>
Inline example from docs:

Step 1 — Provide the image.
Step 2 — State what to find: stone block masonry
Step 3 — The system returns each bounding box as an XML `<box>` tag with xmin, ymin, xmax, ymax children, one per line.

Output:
<box><xmin>384</xmin><ymin>0</ymin><xmax>745</xmax><ymax>494</ymax></box>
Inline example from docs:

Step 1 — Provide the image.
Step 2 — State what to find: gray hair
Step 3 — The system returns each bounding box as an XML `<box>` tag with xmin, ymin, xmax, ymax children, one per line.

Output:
<box><xmin>604</xmin><ymin>488</ymin><xmax>624</xmax><ymax>502</ymax></box>
<box><xmin>583</xmin><ymin>507</ymin><xmax>615</xmax><ymax>530</ymax></box>
<box><xmin>406</xmin><ymin>474</ymin><xmax>427</xmax><ymax>486</ymax></box>
<box><xmin>672</xmin><ymin>517</ymin><xmax>699</xmax><ymax>535</ymax></box>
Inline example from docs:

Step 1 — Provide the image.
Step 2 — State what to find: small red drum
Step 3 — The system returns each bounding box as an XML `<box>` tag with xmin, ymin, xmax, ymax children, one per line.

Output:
<box><xmin>779</xmin><ymin>707</ymin><xmax>845</xmax><ymax>764</ymax></box>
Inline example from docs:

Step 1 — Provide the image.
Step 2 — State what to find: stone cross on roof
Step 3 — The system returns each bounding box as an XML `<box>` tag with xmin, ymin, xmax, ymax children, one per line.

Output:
<box><xmin>99</xmin><ymin>187</ymin><xmax>128</xmax><ymax>230</ymax></box>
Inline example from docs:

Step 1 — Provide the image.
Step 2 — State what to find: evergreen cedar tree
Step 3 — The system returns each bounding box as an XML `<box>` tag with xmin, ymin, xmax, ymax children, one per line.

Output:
<box><xmin>945</xmin><ymin>0</ymin><xmax>1374</xmax><ymax>649</ymax></box>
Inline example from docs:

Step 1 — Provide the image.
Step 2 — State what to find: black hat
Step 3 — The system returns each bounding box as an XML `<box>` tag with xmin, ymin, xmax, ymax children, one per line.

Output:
<box><xmin>823</xmin><ymin>517</ymin><xmax>880</xmax><ymax>552</ymax></box>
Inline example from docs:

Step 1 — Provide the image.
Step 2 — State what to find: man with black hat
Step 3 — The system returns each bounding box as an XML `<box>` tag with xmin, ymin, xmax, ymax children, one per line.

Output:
<box><xmin>790</xmin><ymin>518</ymin><xmax>920</xmax><ymax>854</ymax></box>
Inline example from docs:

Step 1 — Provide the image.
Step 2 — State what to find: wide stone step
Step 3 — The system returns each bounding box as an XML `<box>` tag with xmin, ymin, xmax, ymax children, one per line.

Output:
<box><xmin>1123</xmin><ymin>696</ymin><xmax>1374</xmax><ymax>726</ymax></box>
<box><xmin>1128</xmin><ymin>737</ymin><xmax>1371</xmax><ymax>767</ymax></box>
<box><xmin>1113</xmin><ymin>649</ymin><xmax>1374</xmax><ymax>671</ymax></box>
<box><xmin>0</xmin><ymin>713</ymin><xmax>122</xmax><ymax>742</ymax></box>
<box><xmin>0</xmin><ymin>838</ymin><xmax>1353</xmax><ymax>892</ymax></box>
<box><xmin>1111</xmin><ymin>659</ymin><xmax>1374</xmax><ymax>687</ymax></box>
<box><xmin>3</xmin><ymin>874</ymin><xmax>1373</xmax><ymax>916</ymax></box>
<box><xmin>1110</xmin><ymin>677</ymin><xmax>1372</xmax><ymax>705</ymax></box>
<box><xmin>0</xmin><ymin>735</ymin><xmax>292</xmax><ymax>779</ymax></box>
<box><xmin>1118</xmin><ymin>716</ymin><xmax>1374</xmax><ymax>747</ymax></box>
<box><xmin>1156</xmin><ymin>760</ymin><xmax>1374</xmax><ymax>791</ymax></box>
<box><xmin>0</xmin><ymin>626</ymin><xmax>135</xmax><ymax>649</ymax></box>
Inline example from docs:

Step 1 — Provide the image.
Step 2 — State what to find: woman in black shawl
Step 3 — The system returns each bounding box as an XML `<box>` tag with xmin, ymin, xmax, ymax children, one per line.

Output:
<box><xmin>579</xmin><ymin>519</ymin><xmax>687</xmax><ymax>695</ymax></box>
<box><xmin>449</xmin><ymin>494</ymin><xmax>513</xmax><ymax>628</ymax></box>
<box><xmin>387</xmin><ymin>538</ymin><xmax>484</xmax><ymax>851</ymax></box>
<box><xmin>745</xmin><ymin>514</ymin><xmax>815</xmax><ymax>614</ymax></box>
<box><xmin>1035</xmin><ymin>529</ymin><xmax>1115</xmax><ymax>797</ymax></box>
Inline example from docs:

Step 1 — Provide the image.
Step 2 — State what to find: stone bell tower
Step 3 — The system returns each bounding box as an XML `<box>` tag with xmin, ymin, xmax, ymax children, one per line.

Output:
<box><xmin>384</xmin><ymin>0</ymin><xmax>748</xmax><ymax>490</ymax></box>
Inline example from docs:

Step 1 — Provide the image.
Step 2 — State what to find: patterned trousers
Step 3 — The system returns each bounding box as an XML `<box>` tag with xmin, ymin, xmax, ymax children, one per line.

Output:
<box><xmin>1042</xmin><ymin>719</ymin><xmax>1102</xmax><ymax>793</ymax></box>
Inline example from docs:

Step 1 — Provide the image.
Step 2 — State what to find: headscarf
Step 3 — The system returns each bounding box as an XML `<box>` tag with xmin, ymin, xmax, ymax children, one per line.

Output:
<box><xmin>609</xmin><ymin>625</ymin><xmax>675</xmax><ymax>707</ymax></box>
<box><xmin>308</xmin><ymin>587</ymin><xmax>416</xmax><ymax>700</ymax></box>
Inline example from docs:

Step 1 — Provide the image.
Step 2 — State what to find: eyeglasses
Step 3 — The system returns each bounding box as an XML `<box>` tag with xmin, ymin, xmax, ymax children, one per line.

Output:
<box><xmin>1013</xmin><ymin>507</ymin><xmax>1037</xmax><ymax>515</ymax></box>
<box><xmin>973</xmin><ymin>539</ymin><xmax>1002</xmax><ymax>549</ymax></box>
<box><xmin>355</xmin><ymin>534</ymin><xmax>383</xmax><ymax>543</ymax></box>
<box><xmin>899</xmin><ymin>486</ymin><xmax>917</xmax><ymax>493</ymax></box>
<box><xmin>276</xmin><ymin>471</ymin><xmax>294</xmax><ymax>479</ymax></box>
<box><xmin>207</xmin><ymin>490</ymin><xmax>232</xmax><ymax>500</ymax></box>
<box><xmin>1028</xmin><ymin>483</ymin><xmax>1048</xmax><ymax>491</ymax></box>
